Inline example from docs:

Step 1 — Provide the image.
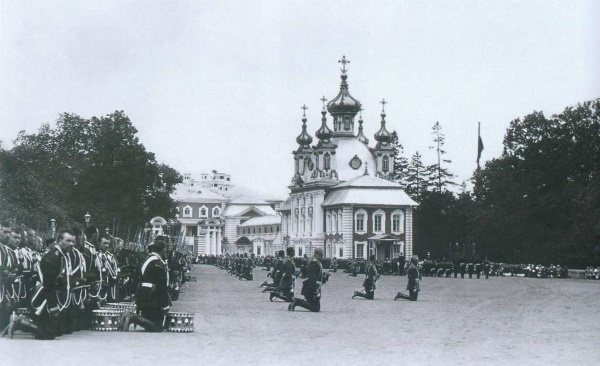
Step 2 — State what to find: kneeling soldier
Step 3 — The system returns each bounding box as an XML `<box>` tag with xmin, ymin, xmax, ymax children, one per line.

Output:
<box><xmin>289</xmin><ymin>248</ymin><xmax>328</xmax><ymax>312</ymax></box>
<box><xmin>352</xmin><ymin>255</ymin><xmax>378</xmax><ymax>300</ymax></box>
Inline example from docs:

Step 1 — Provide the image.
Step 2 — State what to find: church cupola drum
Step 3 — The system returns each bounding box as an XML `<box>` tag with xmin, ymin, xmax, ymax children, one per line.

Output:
<box><xmin>327</xmin><ymin>56</ymin><xmax>362</xmax><ymax>137</ymax></box>
<box><xmin>293</xmin><ymin>105</ymin><xmax>314</xmax><ymax>184</ymax></box>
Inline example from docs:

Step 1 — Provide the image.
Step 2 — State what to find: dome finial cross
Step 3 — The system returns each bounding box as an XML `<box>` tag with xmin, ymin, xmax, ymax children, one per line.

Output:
<box><xmin>380</xmin><ymin>98</ymin><xmax>387</xmax><ymax>113</ymax></box>
<box><xmin>338</xmin><ymin>55</ymin><xmax>350</xmax><ymax>73</ymax></box>
<box><xmin>301</xmin><ymin>104</ymin><xmax>308</xmax><ymax>117</ymax></box>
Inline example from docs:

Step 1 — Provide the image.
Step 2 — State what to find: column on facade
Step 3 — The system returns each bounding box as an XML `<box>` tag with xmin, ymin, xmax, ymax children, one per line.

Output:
<box><xmin>405</xmin><ymin>207</ymin><xmax>413</xmax><ymax>259</ymax></box>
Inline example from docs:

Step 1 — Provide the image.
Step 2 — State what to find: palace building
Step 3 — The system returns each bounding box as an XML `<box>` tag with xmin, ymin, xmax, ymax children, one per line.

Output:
<box><xmin>173</xmin><ymin>171</ymin><xmax>282</xmax><ymax>255</ymax></box>
<box><xmin>278</xmin><ymin>57</ymin><xmax>418</xmax><ymax>260</ymax></box>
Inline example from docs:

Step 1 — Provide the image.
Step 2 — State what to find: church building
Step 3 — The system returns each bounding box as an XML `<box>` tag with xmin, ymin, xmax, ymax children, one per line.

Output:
<box><xmin>278</xmin><ymin>57</ymin><xmax>418</xmax><ymax>260</ymax></box>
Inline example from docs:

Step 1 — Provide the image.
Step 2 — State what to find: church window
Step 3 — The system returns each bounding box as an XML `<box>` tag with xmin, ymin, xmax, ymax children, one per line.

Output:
<box><xmin>307</xmin><ymin>207</ymin><xmax>313</xmax><ymax>233</ymax></box>
<box><xmin>324</xmin><ymin>153</ymin><xmax>331</xmax><ymax>170</ymax></box>
<box><xmin>200</xmin><ymin>206</ymin><xmax>208</xmax><ymax>217</ymax></box>
<box><xmin>306</xmin><ymin>159</ymin><xmax>314</xmax><ymax>171</ymax></box>
<box><xmin>343</xmin><ymin>116</ymin><xmax>351</xmax><ymax>131</ymax></box>
<box><xmin>212</xmin><ymin>207</ymin><xmax>221</xmax><ymax>217</ymax></box>
<box><xmin>355</xmin><ymin>210</ymin><xmax>367</xmax><ymax>233</ymax></box>
<box><xmin>308</xmin><ymin>194</ymin><xmax>313</xmax><ymax>205</ymax></box>
<box><xmin>332</xmin><ymin>213</ymin><xmax>337</xmax><ymax>234</ymax></box>
<box><xmin>392</xmin><ymin>210</ymin><xmax>404</xmax><ymax>233</ymax></box>
<box><xmin>326</xmin><ymin>212</ymin><xmax>332</xmax><ymax>233</ymax></box>
<box><xmin>383</xmin><ymin>156</ymin><xmax>389</xmax><ymax>172</ymax></box>
<box><xmin>301</xmin><ymin>195</ymin><xmax>306</xmax><ymax>206</ymax></box>
<box><xmin>337</xmin><ymin>210</ymin><xmax>343</xmax><ymax>233</ymax></box>
<box><xmin>373</xmin><ymin>209</ymin><xmax>385</xmax><ymax>233</ymax></box>
<box><xmin>356</xmin><ymin>243</ymin><xmax>365</xmax><ymax>259</ymax></box>
<box><xmin>183</xmin><ymin>205</ymin><xmax>192</xmax><ymax>218</ymax></box>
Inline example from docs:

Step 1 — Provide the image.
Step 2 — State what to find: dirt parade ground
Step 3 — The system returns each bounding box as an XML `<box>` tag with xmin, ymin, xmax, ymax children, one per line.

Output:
<box><xmin>2</xmin><ymin>264</ymin><xmax>599</xmax><ymax>366</ymax></box>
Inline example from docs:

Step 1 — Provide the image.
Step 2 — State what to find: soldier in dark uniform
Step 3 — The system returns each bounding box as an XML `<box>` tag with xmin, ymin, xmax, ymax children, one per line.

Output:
<box><xmin>268</xmin><ymin>247</ymin><xmax>296</xmax><ymax>302</ymax></box>
<box><xmin>242</xmin><ymin>253</ymin><xmax>254</xmax><ymax>280</ymax></box>
<box><xmin>475</xmin><ymin>262</ymin><xmax>482</xmax><ymax>279</ymax></box>
<box><xmin>123</xmin><ymin>236</ymin><xmax>171</xmax><ymax>332</ymax></box>
<box><xmin>261</xmin><ymin>250</ymin><xmax>284</xmax><ymax>290</ymax></box>
<box><xmin>460</xmin><ymin>262</ymin><xmax>466</xmax><ymax>278</ymax></box>
<box><xmin>352</xmin><ymin>255</ymin><xmax>378</xmax><ymax>300</ymax></box>
<box><xmin>394</xmin><ymin>256</ymin><xmax>421</xmax><ymax>301</ymax></box>
<box><xmin>467</xmin><ymin>262</ymin><xmax>474</xmax><ymax>279</ymax></box>
<box><xmin>289</xmin><ymin>248</ymin><xmax>328</xmax><ymax>312</ymax></box>
<box><xmin>483</xmin><ymin>258</ymin><xmax>491</xmax><ymax>279</ymax></box>
<box><xmin>10</xmin><ymin>230</ymin><xmax>75</xmax><ymax>339</ymax></box>
<box><xmin>329</xmin><ymin>257</ymin><xmax>338</xmax><ymax>272</ymax></box>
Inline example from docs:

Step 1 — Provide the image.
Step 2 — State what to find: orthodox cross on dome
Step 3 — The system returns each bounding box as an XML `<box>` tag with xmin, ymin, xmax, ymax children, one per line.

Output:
<box><xmin>359</xmin><ymin>107</ymin><xmax>364</xmax><ymax>118</ymax></box>
<box><xmin>301</xmin><ymin>104</ymin><xmax>308</xmax><ymax>117</ymax></box>
<box><xmin>320</xmin><ymin>96</ymin><xmax>328</xmax><ymax>109</ymax></box>
<box><xmin>338</xmin><ymin>55</ymin><xmax>350</xmax><ymax>73</ymax></box>
<box><xmin>380</xmin><ymin>98</ymin><xmax>387</xmax><ymax>113</ymax></box>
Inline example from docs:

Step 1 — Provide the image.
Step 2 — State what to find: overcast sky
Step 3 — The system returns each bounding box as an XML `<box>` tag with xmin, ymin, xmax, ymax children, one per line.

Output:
<box><xmin>1</xmin><ymin>1</ymin><xmax>598</xmax><ymax>199</ymax></box>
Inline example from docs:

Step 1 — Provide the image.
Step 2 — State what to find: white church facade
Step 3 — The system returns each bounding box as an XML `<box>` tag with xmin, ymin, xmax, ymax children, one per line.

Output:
<box><xmin>278</xmin><ymin>57</ymin><xmax>418</xmax><ymax>260</ymax></box>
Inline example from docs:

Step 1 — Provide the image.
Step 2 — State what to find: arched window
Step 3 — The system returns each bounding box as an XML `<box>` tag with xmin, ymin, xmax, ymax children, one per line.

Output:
<box><xmin>391</xmin><ymin>209</ymin><xmax>405</xmax><ymax>234</ymax></box>
<box><xmin>294</xmin><ymin>208</ymin><xmax>299</xmax><ymax>233</ymax></box>
<box><xmin>382</xmin><ymin>156</ymin><xmax>389</xmax><ymax>172</ymax></box>
<box><xmin>372</xmin><ymin>209</ymin><xmax>386</xmax><ymax>233</ymax></box>
<box><xmin>326</xmin><ymin>212</ymin><xmax>332</xmax><ymax>233</ymax></box>
<box><xmin>308</xmin><ymin>194</ymin><xmax>313</xmax><ymax>205</ymax></box>
<box><xmin>301</xmin><ymin>208</ymin><xmax>306</xmax><ymax>233</ymax></box>
<box><xmin>332</xmin><ymin>212</ymin><xmax>338</xmax><ymax>234</ymax></box>
<box><xmin>183</xmin><ymin>205</ymin><xmax>192</xmax><ymax>218</ymax></box>
<box><xmin>212</xmin><ymin>207</ymin><xmax>221</xmax><ymax>217</ymax></box>
<box><xmin>307</xmin><ymin>207</ymin><xmax>313</xmax><ymax>233</ymax></box>
<box><xmin>199</xmin><ymin>206</ymin><xmax>208</xmax><ymax>218</ymax></box>
<box><xmin>324</xmin><ymin>153</ymin><xmax>331</xmax><ymax>170</ymax></box>
<box><xmin>355</xmin><ymin>209</ymin><xmax>367</xmax><ymax>233</ymax></box>
<box><xmin>337</xmin><ymin>210</ymin><xmax>343</xmax><ymax>233</ymax></box>
<box><xmin>343</xmin><ymin>116</ymin><xmax>351</xmax><ymax>131</ymax></box>
<box><xmin>301</xmin><ymin>195</ymin><xmax>306</xmax><ymax>206</ymax></box>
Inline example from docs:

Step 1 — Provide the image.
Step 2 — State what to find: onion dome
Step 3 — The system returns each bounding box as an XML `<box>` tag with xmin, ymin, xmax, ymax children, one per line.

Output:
<box><xmin>296</xmin><ymin>105</ymin><xmax>313</xmax><ymax>148</ymax></box>
<box><xmin>356</xmin><ymin>109</ymin><xmax>369</xmax><ymax>145</ymax></box>
<box><xmin>326</xmin><ymin>56</ymin><xmax>362</xmax><ymax>115</ymax></box>
<box><xmin>374</xmin><ymin>99</ymin><xmax>392</xmax><ymax>144</ymax></box>
<box><xmin>315</xmin><ymin>97</ymin><xmax>334</xmax><ymax>141</ymax></box>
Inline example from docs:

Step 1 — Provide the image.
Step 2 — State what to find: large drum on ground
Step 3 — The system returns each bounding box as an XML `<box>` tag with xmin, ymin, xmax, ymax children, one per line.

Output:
<box><xmin>104</xmin><ymin>302</ymin><xmax>137</xmax><ymax>313</ymax></box>
<box><xmin>91</xmin><ymin>309</ymin><xmax>122</xmax><ymax>331</ymax></box>
<box><xmin>166</xmin><ymin>312</ymin><xmax>195</xmax><ymax>333</ymax></box>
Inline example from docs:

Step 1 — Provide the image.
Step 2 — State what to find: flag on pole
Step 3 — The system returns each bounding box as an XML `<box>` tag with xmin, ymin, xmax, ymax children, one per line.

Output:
<box><xmin>477</xmin><ymin>122</ymin><xmax>484</xmax><ymax>169</ymax></box>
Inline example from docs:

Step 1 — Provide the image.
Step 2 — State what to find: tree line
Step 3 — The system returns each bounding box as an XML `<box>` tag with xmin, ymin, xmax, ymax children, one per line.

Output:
<box><xmin>0</xmin><ymin>111</ymin><xmax>181</xmax><ymax>240</ymax></box>
<box><xmin>391</xmin><ymin>99</ymin><xmax>600</xmax><ymax>267</ymax></box>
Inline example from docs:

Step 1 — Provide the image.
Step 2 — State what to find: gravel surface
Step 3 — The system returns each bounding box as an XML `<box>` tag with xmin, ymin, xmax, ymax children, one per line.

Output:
<box><xmin>2</xmin><ymin>265</ymin><xmax>599</xmax><ymax>366</ymax></box>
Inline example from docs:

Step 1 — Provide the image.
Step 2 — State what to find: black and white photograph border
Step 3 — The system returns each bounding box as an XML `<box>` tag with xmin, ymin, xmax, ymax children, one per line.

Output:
<box><xmin>1</xmin><ymin>1</ymin><xmax>599</xmax><ymax>365</ymax></box>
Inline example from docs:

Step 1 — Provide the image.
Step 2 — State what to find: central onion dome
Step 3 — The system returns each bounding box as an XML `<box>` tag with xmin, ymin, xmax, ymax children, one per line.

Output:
<box><xmin>374</xmin><ymin>99</ymin><xmax>392</xmax><ymax>144</ymax></box>
<box><xmin>326</xmin><ymin>72</ymin><xmax>362</xmax><ymax>115</ymax></box>
<box><xmin>296</xmin><ymin>106</ymin><xmax>313</xmax><ymax>148</ymax></box>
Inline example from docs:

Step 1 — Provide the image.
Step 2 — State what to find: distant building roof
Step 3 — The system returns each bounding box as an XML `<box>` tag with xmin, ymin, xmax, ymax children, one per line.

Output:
<box><xmin>239</xmin><ymin>215</ymin><xmax>281</xmax><ymax>227</ymax></box>
<box><xmin>223</xmin><ymin>204</ymin><xmax>277</xmax><ymax>217</ymax></box>
<box><xmin>172</xmin><ymin>183</ymin><xmax>228</xmax><ymax>202</ymax></box>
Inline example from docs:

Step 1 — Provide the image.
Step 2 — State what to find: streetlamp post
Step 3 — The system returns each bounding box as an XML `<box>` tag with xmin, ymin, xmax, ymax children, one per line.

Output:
<box><xmin>84</xmin><ymin>212</ymin><xmax>91</xmax><ymax>227</ymax></box>
<box><xmin>49</xmin><ymin>219</ymin><xmax>56</xmax><ymax>239</ymax></box>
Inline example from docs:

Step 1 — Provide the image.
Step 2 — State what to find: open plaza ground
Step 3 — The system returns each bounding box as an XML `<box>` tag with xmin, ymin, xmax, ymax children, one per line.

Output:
<box><xmin>2</xmin><ymin>264</ymin><xmax>599</xmax><ymax>366</ymax></box>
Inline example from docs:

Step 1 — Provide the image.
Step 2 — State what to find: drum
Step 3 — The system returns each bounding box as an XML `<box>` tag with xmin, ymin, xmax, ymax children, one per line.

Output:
<box><xmin>91</xmin><ymin>309</ymin><xmax>123</xmax><ymax>331</ymax></box>
<box><xmin>104</xmin><ymin>302</ymin><xmax>137</xmax><ymax>313</ymax></box>
<box><xmin>166</xmin><ymin>312</ymin><xmax>195</xmax><ymax>333</ymax></box>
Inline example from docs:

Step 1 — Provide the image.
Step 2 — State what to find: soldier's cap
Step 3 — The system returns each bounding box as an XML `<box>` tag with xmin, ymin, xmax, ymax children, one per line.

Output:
<box><xmin>148</xmin><ymin>238</ymin><xmax>167</xmax><ymax>252</ymax></box>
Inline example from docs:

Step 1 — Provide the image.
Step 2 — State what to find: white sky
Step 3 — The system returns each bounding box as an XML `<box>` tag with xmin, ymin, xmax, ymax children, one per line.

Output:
<box><xmin>1</xmin><ymin>1</ymin><xmax>599</xmax><ymax>199</ymax></box>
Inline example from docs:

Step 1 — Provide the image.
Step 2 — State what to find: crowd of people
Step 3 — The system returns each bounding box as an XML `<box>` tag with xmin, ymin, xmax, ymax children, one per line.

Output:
<box><xmin>417</xmin><ymin>259</ymin><xmax>569</xmax><ymax>279</ymax></box>
<box><xmin>584</xmin><ymin>267</ymin><xmax>600</xmax><ymax>280</ymax></box>
<box><xmin>0</xmin><ymin>221</ymin><xmax>193</xmax><ymax>340</ymax></box>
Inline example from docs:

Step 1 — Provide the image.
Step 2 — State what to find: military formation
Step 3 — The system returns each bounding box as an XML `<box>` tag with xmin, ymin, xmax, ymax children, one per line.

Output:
<box><xmin>0</xmin><ymin>221</ymin><xmax>193</xmax><ymax>340</ymax></box>
<box><xmin>418</xmin><ymin>259</ymin><xmax>569</xmax><ymax>279</ymax></box>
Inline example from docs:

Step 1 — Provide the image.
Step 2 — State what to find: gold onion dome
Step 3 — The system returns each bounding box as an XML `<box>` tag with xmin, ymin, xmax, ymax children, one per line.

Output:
<box><xmin>296</xmin><ymin>105</ymin><xmax>313</xmax><ymax>148</ymax></box>
<box><xmin>374</xmin><ymin>99</ymin><xmax>392</xmax><ymax>143</ymax></box>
